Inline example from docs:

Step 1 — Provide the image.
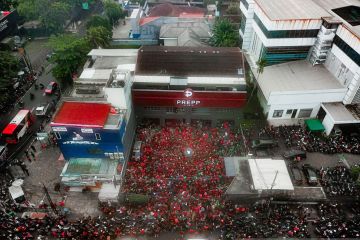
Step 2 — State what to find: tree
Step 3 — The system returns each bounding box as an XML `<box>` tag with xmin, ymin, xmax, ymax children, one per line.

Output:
<box><xmin>17</xmin><ymin>0</ymin><xmax>45</xmax><ymax>21</ymax></box>
<box><xmin>86</xmin><ymin>15</ymin><xmax>112</xmax><ymax>32</ymax></box>
<box><xmin>248</xmin><ymin>58</ymin><xmax>267</xmax><ymax>102</ymax></box>
<box><xmin>86</xmin><ymin>26</ymin><xmax>112</xmax><ymax>48</ymax></box>
<box><xmin>0</xmin><ymin>51</ymin><xmax>18</xmax><ymax>103</ymax></box>
<box><xmin>0</xmin><ymin>0</ymin><xmax>18</xmax><ymax>10</ymax></box>
<box><xmin>40</xmin><ymin>1</ymin><xmax>71</xmax><ymax>34</ymax></box>
<box><xmin>209</xmin><ymin>18</ymin><xmax>239</xmax><ymax>47</ymax></box>
<box><xmin>48</xmin><ymin>35</ymin><xmax>91</xmax><ymax>84</ymax></box>
<box><xmin>103</xmin><ymin>0</ymin><xmax>124</xmax><ymax>26</ymax></box>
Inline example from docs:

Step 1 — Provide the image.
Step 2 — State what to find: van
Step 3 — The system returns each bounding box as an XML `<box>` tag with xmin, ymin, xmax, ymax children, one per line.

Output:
<box><xmin>133</xmin><ymin>141</ymin><xmax>142</xmax><ymax>161</ymax></box>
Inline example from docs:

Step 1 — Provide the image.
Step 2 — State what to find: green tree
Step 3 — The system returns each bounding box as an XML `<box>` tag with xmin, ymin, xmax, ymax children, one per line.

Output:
<box><xmin>210</xmin><ymin>18</ymin><xmax>239</xmax><ymax>47</ymax></box>
<box><xmin>86</xmin><ymin>15</ymin><xmax>112</xmax><ymax>32</ymax></box>
<box><xmin>0</xmin><ymin>0</ymin><xmax>18</xmax><ymax>10</ymax></box>
<box><xmin>0</xmin><ymin>51</ymin><xmax>19</xmax><ymax>103</ymax></box>
<box><xmin>17</xmin><ymin>0</ymin><xmax>45</xmax><ymax>21</ymax></box>
<box><xmin>48</xmin><ymin>35</ymin><xmax>91</xmax><ymax>84</ymax></box>
<box><xmin>248</xmin><ymin>58</ymin><xmax>267</xmax><ymax>101</ymax></box>
<box><xmin>103</xmin><ymin>0</ymin><xmax>124</xmax><ymax>26</ymax></box>
<box><xmin>40</xmin><ymin>1</ymin><xmax>71</xmax><ymax>34</ymax></box>
<box><xmin>86</xmin><ymin>26</ymin><xmax>112</xmax><ymax>48</ymax></box>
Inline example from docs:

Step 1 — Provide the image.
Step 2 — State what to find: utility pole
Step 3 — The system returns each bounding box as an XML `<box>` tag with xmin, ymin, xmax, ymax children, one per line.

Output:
<box><xmin>267</xmin><ymin>170</ymin><xmax>279</xmax><ymax>217</ymax></box>
<box><xmin>42</xmin><ymin>183</ymin><xmax>58</xmax><ymax>215</ymax></box>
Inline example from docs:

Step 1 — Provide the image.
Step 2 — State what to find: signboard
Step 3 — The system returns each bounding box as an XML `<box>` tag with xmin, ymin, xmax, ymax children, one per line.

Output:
<box><xmin>0</xmin><ymin>10</ymin><xmax>19</xmax><ymax>41</ymax></box>
<box><xmin>132</xmin><ymin>89</ymin><xmax>247</xmax><ymax>108</ymax></box>
<box><xmin>81</xmin><ymin>128</ymin><xmax>93</xmax><ymax>133</ymax></box>
<box><xmin>52</xmin><ymin>127</ymin><xmax>67</xmax><ymax>132</ymax></box>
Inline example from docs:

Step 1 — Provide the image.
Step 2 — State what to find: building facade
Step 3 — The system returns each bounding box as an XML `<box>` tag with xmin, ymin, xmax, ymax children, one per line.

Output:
<box><xmin>240</xmin><ymin>0</ymin><xmax>360</xmax><ymax>133</ymax></box>
<box><xmin>133</xmin><ymin>46</ymin><xmax>247</xmax><ymax>127</ymax></box>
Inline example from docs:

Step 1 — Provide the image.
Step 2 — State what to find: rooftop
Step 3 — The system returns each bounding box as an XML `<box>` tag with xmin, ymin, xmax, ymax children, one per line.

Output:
<box><xmin>159</xmin><ymin>21</ymin><xmax>211</xmax><ymax>39</ymax></box>
<box><xmin>88</xmin><ymin>49</ymin><xmax>138</xmax><ymax>57</ymax></box>
<box><xmin>147</xmin><ymin>3</ymin><xmax>205</xmax><ymax>18</ymax></box>
<box><xmin>314</xmin><ymin>0</ymin><xmax>360</xmax><ymax>37</ymax></box>
<box><xmin>248</xmin><ymin>158</ymin><xmax>294</xmax><ymax>190</ymax></box>
<box><xmin>61</xmin><ymin>158</ymin><xmax>118</xmax><ymax>176</ymax></box>
<box><xmin>255</xmin><ymin>0</ymin><xmax>331</xmax><ymax>20</ymax></box>
<box><xmin>51</xmin><ymin>102</ymin><xmax>111</xmax><ymax>128</ymax></box>
<box><xmin>77</xmin><ymin>69</ymin><xmax>112</xmax><ymax>84</ymax></box>
<box><xmin>322</xmin><ymin>102</ymin><xmax>360</xmax><ymax>123</ymax></box>
<box><xmin>258</xmin><ymin>60</ymin><xmax>346</xmax><ymax>100</ymax></box>
<box><xmin>135</xmin><ymin>46</ymin><xmax>244</xmax><ymax>77</ymax></box>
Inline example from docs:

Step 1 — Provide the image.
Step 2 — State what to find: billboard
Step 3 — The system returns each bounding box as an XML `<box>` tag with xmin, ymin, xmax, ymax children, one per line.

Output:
<box><xmin>0</xmin><ymin>10</ymin><xmax>19</xmax><ymax>41</ymax></box>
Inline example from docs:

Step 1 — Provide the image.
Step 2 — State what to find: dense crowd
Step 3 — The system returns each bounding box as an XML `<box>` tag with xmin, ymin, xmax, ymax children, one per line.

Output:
<box><xmin>1</xmin><ymin>123</ymin><xmax>360</xmax><ymax>239</ymax></box>
<box><xmin>259</xmin><ymin>125</ymin><xmax>360</xmax><ymax>154</ymax></box>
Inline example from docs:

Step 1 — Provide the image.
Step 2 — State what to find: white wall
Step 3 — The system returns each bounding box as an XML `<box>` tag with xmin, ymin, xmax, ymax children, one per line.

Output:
<box><xmin>322</xmin><ymin>114</ymin><xmax>335</xmax><ymax>136</ymax></box>
<box><xmin>240</xmin><ymin>0</ymin><xmax>255</xmax><ymax>50</ymax></box>
<box><xmin>267</xmin><ymin>102</ymin><xmax>320</xmax><ymax>120</ymax></box>
<box><xmin>267</xmin><ymin>90</ymin><xmax>347</xmax><ymax>105</ymax></box>
<box><xmin>163</xmin><ymin>38</ymin><xmax>178</xmax><ymax>46</ymax></box>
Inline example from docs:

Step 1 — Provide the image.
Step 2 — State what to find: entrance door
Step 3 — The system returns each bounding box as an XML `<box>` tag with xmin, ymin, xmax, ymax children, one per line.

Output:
<box><xmin>291</xmin><ymin>109</ymin><xmax>298</xmax><ymax>118</ymax></box>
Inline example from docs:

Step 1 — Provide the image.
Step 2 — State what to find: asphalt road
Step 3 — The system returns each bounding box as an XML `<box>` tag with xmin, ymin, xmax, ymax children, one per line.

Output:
<box><xmin>1</xmin><ymin>51</ymin><xmax>58</xmax><ymax>167</ymax></box>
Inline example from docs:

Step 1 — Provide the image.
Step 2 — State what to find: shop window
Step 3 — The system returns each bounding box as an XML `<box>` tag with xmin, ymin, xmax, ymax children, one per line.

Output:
<box><xmin>95</xmin><ymin>133</ymin><xmax>101</xmax><ymax>140</ymax></box>
<box><xmin>286</xmin><ymin>109</ymin><xmax>293</xmax><ymax>114</ymax></box>
<box><xmin>273</xmin><ymin>110</ymin><xmax>283</xmax><ymax>118</ymax></box>
<box><xmin>298</xmin><ymin>108</ymin><xmax>313</xmax><ymax>118</ymax></box>
<box><xmin>54</xmin><ymin>132</ymin><xmax>61</xmax><ymax>139</ymax></box>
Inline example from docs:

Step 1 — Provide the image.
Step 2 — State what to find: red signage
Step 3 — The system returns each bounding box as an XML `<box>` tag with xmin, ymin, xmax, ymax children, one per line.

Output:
<box><xmin>132</xmin><ymin>89</ymin><xmax>247</xmax><ymax>108</ymax></box>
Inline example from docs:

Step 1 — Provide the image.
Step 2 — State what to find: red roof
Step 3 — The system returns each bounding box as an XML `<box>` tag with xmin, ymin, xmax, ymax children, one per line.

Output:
<box><xmin>2</xmin><ymin>124</ymin><xmax>18</xmax><ymax>135</ymax></box>
<box><xmin>52</xmin><ymin>102</ymin><xmax>111</xmax><ymax>128</ymax></box>
<box><xmin>147</xmin><ymin>3</ymin><xmax>205</xmax><ymax>18</ymax></box>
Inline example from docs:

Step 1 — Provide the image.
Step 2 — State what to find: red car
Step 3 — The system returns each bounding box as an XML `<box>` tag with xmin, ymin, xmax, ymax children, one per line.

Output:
<box><xmin>45</xmin><ymin>81</ymin><xmax>57</xmax><ymax>94</ymax></box>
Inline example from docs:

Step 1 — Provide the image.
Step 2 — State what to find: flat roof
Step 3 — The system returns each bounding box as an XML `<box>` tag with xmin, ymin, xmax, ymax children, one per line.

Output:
<box><xmin>255</xmin><ymin>0</ymin><xmax>331</xmax><ymax>20</ymax></box>
<box><xmin>248</xmin><ymin>158</ymin><xmax>294</xmax><ymax>190</ymax></box>
<box><xmin>88</xmin><ymin>49</ymin><xmax>138</xmax><ymax>57</ymax></box>
<box><xmin>136</xmin><ymin>46</ymin><xmax>244</xmax><ymax>77</ymax></box>
<box><xmin>78</xmin><ymin>69</ymin><xmax>112</xmax><ymax>82</ymax></box>
<box><xmin>258</xmin><ymin>60</ymin><xmax>346</xmax><ymax>100</ymax></box>
<box><xmin>52</xmin><ymin>102</ymin><xmax>111</xmax><ymax>128</ymax></box>
<box><xmin>322</xmin><ymin>102</ymin><xmax>360</xmax><ymax>123</ymax></box>
<box><xmin>314</xmin><ymin>0</ymin><xmax>360</xmax><ymax>37</ymax></box>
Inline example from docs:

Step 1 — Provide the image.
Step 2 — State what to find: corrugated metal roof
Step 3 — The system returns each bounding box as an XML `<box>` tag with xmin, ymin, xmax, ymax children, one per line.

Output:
<box><xmin>255</xmin><ymin>0</ymin><xmax>331</xmax><ymax>20</ymax></box>
<box><xmin>52</xmin><ymin>102</ymin><xmax>111</xmax><ymax>128</ymax></box>
<box><xmin>135</xmin><ymin>46</ymin><xmax>244</xmax><ymax>77</ymax></box>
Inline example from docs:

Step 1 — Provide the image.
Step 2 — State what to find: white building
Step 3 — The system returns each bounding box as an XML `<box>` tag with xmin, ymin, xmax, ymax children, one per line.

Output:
<box><xmin>240</xmin><ymin>0</ymin><xmax>360</xmax><ymax>134</ymax></box>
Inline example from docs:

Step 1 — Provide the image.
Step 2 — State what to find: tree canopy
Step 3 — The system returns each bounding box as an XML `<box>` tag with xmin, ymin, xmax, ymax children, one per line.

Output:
<box><xmin>86</xmin><ymin>15</ymin><xmax>112</xmax><ymax>32</ymax></box>
<box><xmin>0</xmin><ymin>0</ymin><xmax>18</xmax><ymax>10</ymax></box>
<box><xmin>0</xmin><ymin>51</ymin><xmax>19</xmax><ymax>103</ymax></box>
<box><xmin>86</xmin><ymin>26</ymin><xmax>112</xmax><ymax>48</ymax></box>
<box><xmin>17</xmin><ymin>0</ymin><xmax>73</xmax><ymax>33</ymax></box>
<box><xmin>209</xmin><ymin>18</ymin><xmax>239</xmax><ymax>47</ymax></box>
<box><xmin>103</xmin><ymin>0</ymin><xmax>124</xmax><ymax>26</ymax></box>
<box><xmin>48</xmin><ymin>35</ymin><xmax>91</xmax><ymax>84</ymax></box>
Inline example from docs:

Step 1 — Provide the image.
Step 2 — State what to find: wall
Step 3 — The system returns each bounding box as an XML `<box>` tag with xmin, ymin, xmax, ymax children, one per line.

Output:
<box><xmin>322</xmin><ymin>114</ymin><xmax>334</xmax><ymax>136</ymax></box>
<box><xmin>52</xmin><ymin>122</ymin><xmax>126</xmax><ymax>159</ymax></box>
<box><xmin>163</xmin><ymin>38</ymin><xmax>178</xmax><ymax>46</ymax></box>
<box><xmin>240</xmin><ymin>0</ymin><xmax>255</xmax><ymax>50</ymax></box>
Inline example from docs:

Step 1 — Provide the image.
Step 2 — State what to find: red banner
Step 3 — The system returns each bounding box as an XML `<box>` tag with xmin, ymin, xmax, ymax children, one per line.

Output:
<box><xmin>132</xmin><ymin>89</ymin><xmax>247</xmax><ymax>108</ymax></box>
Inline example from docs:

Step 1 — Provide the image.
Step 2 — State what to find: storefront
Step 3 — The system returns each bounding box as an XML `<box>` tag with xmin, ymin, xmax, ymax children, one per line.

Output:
<box><xmin>133</xmin><ymin>88</ymin><xmax>247</xmax><ymax>127</ymax></box>
<box><xmin>133</xmin><ymin>46</ymin><xmax>247</xmax><ymax>127</ymax></box>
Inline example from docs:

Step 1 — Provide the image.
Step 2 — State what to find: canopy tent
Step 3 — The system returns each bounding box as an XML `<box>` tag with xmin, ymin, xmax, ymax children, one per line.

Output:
<box><xmin>305</xmin><ymin>119</ymin><xmax>325</xmax><ymax>132</ymax></box>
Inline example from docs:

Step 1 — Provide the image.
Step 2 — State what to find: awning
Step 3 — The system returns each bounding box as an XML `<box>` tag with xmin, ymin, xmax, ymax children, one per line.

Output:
<box><xmin>305</xmin><ymin>119</ymin><xmax>325</xmax><ymax>132</ymax></box>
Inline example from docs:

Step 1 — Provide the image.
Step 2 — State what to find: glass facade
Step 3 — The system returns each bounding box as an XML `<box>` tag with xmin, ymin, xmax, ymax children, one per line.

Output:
<box><xmin>254</xmin><ymin>15</ymin><xmax>319</xmax><ymax>39</ymax></box>
<box><xmin>333</xmin><ymin>35</ymin><xmax>360</xmax><ymax>66</ymax></box>
<box><xmin>261</xmin><ymin>46</ymin><xmax>311</xmax><ymax>65</ymax></box>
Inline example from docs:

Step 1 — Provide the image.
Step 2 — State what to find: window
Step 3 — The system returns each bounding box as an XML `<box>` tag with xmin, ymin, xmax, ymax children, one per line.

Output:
<box><xmin>273</xmin><ymin>110</ymin><xmax>283</xmax><ymax>118</ymax></box>
<box><xmin>298</xmin><ymin>109</ymin><xmax>313</xmax><ymax>118</ymax></box>
<box><xmin>54</xmin><ymin>132</ymin><xmax>61</xmax><ymax>140</ymax></box>
<box><xmin>95</xmin><ymin>133</ymin><xmax>101</xmax><ymax>140</ymax></box>
<box><xmin>286</xmin><ymin>109</ymin><xmax>293</xmax><ymax>114</ymax></box>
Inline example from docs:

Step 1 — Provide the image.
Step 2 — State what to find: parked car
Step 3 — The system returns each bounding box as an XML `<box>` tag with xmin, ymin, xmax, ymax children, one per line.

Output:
<box><xmin>290</xmin><ymin>165</ymin><xmax>303</xmax><ymax>185</ymax></box>
<box><xmin>302</xmin><ymin>164</ymin><xmax>318</xmax><ymax>185</ymax></box>
<box><xmin>45</xmin><ymin>81</ymin><xmax>57</xmax><ymax>95</ymax></box>
<box><xmin>283</xmin><ymin>149</ymin><xmax>307</xmax><ymax>160</ymax></box>
<box><xmin>251</xmin><ymin>139</ymin><xmax>278</xmax><ymax>150</ymax></box>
